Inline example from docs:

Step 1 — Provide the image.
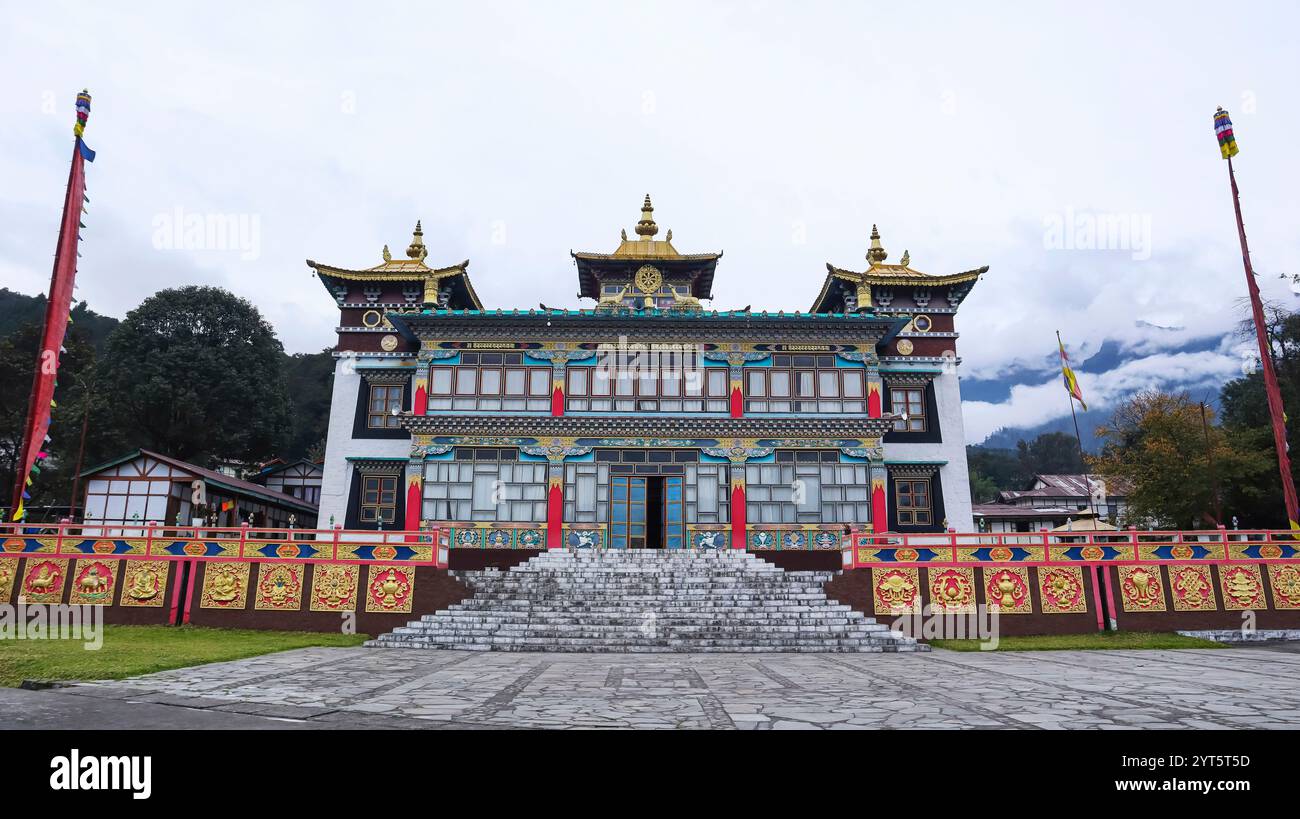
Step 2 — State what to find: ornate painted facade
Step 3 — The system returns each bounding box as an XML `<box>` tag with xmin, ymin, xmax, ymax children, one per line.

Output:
<box><xmin>313</xmin><ymin>198</ymin><xmax>983</xmax><ymax>548</ymax></box>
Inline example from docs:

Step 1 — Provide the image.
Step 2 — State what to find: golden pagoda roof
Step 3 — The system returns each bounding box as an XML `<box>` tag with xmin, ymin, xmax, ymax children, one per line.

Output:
<box><xmin>810</xmin><ymin>225</ymin><xmax>987</xmax><ymax>312</ymax></box>
<box><xmin>571</xmin><ymin>195</ymin><xmax>721</xmax><ymax>300</ymax></box>
<box><xmin>307</xmin><ymin>221</ymin><xmax>484</xmax><ymax>309</ymax></box>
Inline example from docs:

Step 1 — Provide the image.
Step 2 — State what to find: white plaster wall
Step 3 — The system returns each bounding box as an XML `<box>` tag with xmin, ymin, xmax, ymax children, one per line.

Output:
<box><xmin>318</xmin><ymin>356</ymin><xmax>411</xmax><ymax>528</ymax></box>
<box><xmin>883</xmin><ymin>369</ymin><xmax>975</xmax><ymax>532</ymax></box>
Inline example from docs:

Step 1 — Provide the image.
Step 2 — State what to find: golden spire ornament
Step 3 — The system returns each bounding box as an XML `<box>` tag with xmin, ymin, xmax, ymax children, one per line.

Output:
<box><xmin>406</xmin><ymin>221</ymin><xmax>427</xmax><ymax>260</ymax></box>
<box><xmin>866</xmin><ymin>224</ymin><xmax>888</xmax><ymax>265</ymax></box>
<box><xmin>635</xmin><ymin>194</ymin><xmax>658</xmax><ymax>238</ymax></box>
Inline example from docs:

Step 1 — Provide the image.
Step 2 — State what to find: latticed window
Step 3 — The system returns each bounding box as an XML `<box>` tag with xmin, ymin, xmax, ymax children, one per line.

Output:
<box><xmin>564</xmin><ymin>462</ymin><xmax>610</xmax><ymax>523</ymax></box>
<box><xmin>743</xmin><ymin>354</ymin><xmax>865</xmax><ymax>414</ymax></box>
<box><xmin>890</xmin><ymin>387</ymin><xmax>926</xmax><ymax>431</ymax></box>
<box><xmin>743</xmin><ymin>451</ymin><xmax>871</xmax><ymax>524</ymax></box>
<box><xmin>566</xmin><ymin>350</ymin><xmax>727</xmax><ymax>412</ymax></box>
<box><xmin>685</xmin><ymin>464</ymin><xmax>730</xmax><ymax>523</ymax></box>
<box><xmin>426</xmin><ymin>352</ymin><xmax>550</xmax><ymax>412</ymax></box>
<box><xmin>422</xmin><ymin>449</ymin><xmax>548</xmax><ymax>522</ymax></box>
<box><xmin>360</xmin><ymin>475</ymin><xmax>398</xmax><ymax>523</ymax></box>
<box><xmin>368</xmin><ymin>384</ymin><xmax>404</xmax><ymax>428</ymax></box>
<box><xmin>895</xmin><ymin>478</ymin><xmax>932</xmax><ymax>526</ymax></box>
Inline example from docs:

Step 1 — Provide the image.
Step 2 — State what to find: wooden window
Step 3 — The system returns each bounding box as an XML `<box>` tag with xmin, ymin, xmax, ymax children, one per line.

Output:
<box><xmin>744</xmin><ymin>367</ymin><xmax>868</xmax><ymax>414</ymax></box>
<box><xmin>891</xmin><ymin>388</ymin><xmax>926</xmax><ymax>432</ymax></box>
<box><xmin>360</xmin><ymin>475</ymin><xmax>398</xmax><ymax>523</ymax></box>
<box><xmin>367</xmin><ymin>384</ymin><xmax>404</xmax><ymax>428</ymax></box>
<box><xmin>895</xmin><ymin>478</ymin><xmax>932</xmax><ymax>526</ymax></box>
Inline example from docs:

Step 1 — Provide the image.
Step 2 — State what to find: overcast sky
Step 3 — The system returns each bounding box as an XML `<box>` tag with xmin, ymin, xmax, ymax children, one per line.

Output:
<box><xmin>2</xmin><ymin>1</ymin><xmax>1297</xmax><ymax>443</ymax></box>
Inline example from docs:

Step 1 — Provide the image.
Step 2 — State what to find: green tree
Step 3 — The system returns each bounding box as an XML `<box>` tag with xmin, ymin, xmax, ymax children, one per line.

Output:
<box><xmin>95</xmin><ymin>286</ymin><xmax>292</xmax><ymax>466</ymax></box>
<box><xmin>1016</xmin><ymin>431</ymin><xmax>1085</xmax><ymax>476</ymax></box>
<box><xmin>966</xmin><ymin>445</ymin><xmax>1025</xmax><ymax>503</ymax></box>
<box><xmin>1220</xmin><ymin>301</ymin><xmax>1300</xmax><ymax>527</ymax></box>
<box><xmin>1093</xmin><ymin>390</ymin><xmax>1267</xmax><ymax>529</ymax></box>
<box><xmin>282</xmin><ymin>348</ymin><xmax>334</xmax><ymax>461</ymax></box>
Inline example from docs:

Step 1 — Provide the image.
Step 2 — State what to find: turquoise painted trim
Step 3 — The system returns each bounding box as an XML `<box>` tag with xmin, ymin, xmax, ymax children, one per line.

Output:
<box><xmin>517</xmin><ymin>451</ymin><xmax>549</xmax><ymax>463</ymax></box>
<box><xmin>839</xmin><ymin>452</ymin><xmax>870</xmax><ymax>463</ymax></box>
<box><xmin>406</xmin><ymin>308</ymin><xmax>891</xmax><ymax>322</ymax></box>
<box><xmin>834</xmin><ymin>357</ymin><xmax>867</xmax><ymax>369</ymax></box>
<box><xmin>356</xmin><ymin>361</ymin><xmax>418</xmax><ymax>370</ymax></box>
<box><xmin>700</xmin><ymin>453</ymin><xmax>731</xmax><ymax>464</ymax></box>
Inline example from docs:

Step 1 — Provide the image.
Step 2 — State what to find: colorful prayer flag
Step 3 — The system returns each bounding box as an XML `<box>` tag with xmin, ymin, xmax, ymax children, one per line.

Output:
<box><xmin>10</xmin><ymin>90</ymin><xmax>92</xmax><ymax>516</ymax></box>
<box><xmin>1214</xmin><ymin>107</ymin><xmax>1239</xmax><ymax>159</ymax></box>
<box><xmin>1059</xmin><ymin>337</ymin><xmax>1087</xmax><ymax>411</ymax></box>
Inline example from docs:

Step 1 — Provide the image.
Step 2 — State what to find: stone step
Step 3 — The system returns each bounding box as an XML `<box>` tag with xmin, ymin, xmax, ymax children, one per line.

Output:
<box><xmin>365</xmin><ymin>548</ymin><xmax>926</xmax><ymax>654</ymax></box>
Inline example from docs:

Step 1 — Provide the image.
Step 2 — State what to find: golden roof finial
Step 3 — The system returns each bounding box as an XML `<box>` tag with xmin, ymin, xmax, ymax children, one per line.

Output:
<box><xmin>382</xmin><ymin>244</ymin><xmax>391</xmax><ymax>263</ymax></box>
<box><xmin>900</xmin><ymin>249</ymin><xmax>910</xmax><ymax>267</ymax></box>
<box><xmin>635</xmin><ymin>194</ymin><xmax>658</xmax><ymax>238</ymax></box>
<box><xmin>406</xmin><ymin>220</ymin><xmax>427</xmax><ymax>260</ymax></box>
<box><xmin>866</xmin><ymin>224</ymin><xmax>888</xmax><ymax>265</ymax></box>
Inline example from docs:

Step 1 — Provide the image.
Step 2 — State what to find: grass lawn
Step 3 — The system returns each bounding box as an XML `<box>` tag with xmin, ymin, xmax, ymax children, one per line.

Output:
<box><xmin>0</xmin><ymin>625</ymin><xmax>368</xmax><ymax>688</ymax></box>
<box><xmin>930</xmin><ymin>631</ymin><xmax>1229</xmax><ymax>652</ymax></box>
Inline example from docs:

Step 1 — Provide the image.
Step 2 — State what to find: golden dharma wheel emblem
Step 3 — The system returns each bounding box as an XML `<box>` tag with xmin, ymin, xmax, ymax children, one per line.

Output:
<box><xmin>380</xmin><ymin>334</ymin><xmax>399</xmax><ymax>352</ymax></box>
<box><xmin>896</xmin><ymin>338</ymin><xmax>914</xmax><ymax>356</ymax></box>
<box><xmin>634</xmin><ymin>264</ymin><xmax>663</xmax><ymax>294</ymax></box>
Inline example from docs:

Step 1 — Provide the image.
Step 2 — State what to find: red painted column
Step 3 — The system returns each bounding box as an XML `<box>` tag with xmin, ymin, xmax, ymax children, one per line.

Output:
<box><xmin>405</xmin><ymin>475</ymin><xmax>422</xmax><ymax>533</ymax></box>
<box><xmin>871</xmin><ymin>475</ymin><xmax>888</xmax><ymax>534</ymax></box>
<box><xmin>546</xmin><ymin>480</ymin><xmax>563</xmax><ymax>548</ymax></box>
<box><xmin>414</xmin><ymin>382</ymin><xmax>428</xmax><ymax>416</ymax></box>
<box><xmin>730</xmin><ymin>384</ymin><xmax>743</xmax><ymax>418</ymax></box>
<box><xmin>867</xmin><ymin>380</ymin><xmax>882</xmax><ymax>418</ymax></box>
<box><xmin>730</xmin><ymin>480</ymin><xmax>746</xmax><ymax>549</ymax></box>
<box><xmin>551</xmin><ymin>385</ymin><xmax>565</xmax><ymax>416</ymax></box>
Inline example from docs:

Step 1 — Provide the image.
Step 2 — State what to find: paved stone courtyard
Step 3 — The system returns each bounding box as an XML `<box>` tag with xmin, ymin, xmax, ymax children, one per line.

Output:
<box><xmin>7</xmin><ymin>645</ymin><xmax>1300</xmax><ymax>730</ymax></box>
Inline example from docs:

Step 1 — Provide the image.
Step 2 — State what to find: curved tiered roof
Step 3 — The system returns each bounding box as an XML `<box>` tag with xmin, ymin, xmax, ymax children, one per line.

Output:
<box><xmin>811</xmin><ymin>224</ymin><xmax>987</xmax><ymax>313</ymax></box>
<box><xmin>307</xmin><ymin>221</ymin><xmax>484</xmax><ymax>310</ymax></box>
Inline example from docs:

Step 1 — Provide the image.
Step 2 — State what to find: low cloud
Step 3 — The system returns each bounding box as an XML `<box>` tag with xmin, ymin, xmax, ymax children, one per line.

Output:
<box><xmin>962</xmin><ymin>349</ymin><xmax>1243</xmax><ymax>445</ymax></box>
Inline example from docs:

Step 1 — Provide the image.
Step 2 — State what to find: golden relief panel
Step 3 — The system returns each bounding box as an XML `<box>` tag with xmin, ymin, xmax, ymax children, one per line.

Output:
<box><xmin>365</xmin><ymin>564</ymin><xmax>415</xmax><ymax>613</ymax></box>
<box><xmin>1117</xmin><ymin>565</ymin><xmax>1167</xmax><ymax>613</ymax></box>
<box><xmin>1169</xmin><ymin>564</ymin><xmax>1217</xmax><ymax>612</ymax></box>
<box><xmin>310</xmin><ymin>563</ymin><xmax>360</xmax><ymax>612</ymax></box>
<box><xmin>984</xmin><ymin>567</ymin><xmax>1032</xmax><ymax>614</ymax></box>
<box><xmin>1266</xmin><ymin>565</ymin><xmax>1300</xmax><ymax>610</ymax></box>
<box><xmin>871</xmin><ymin>567</ymin><xmax>921</xmax><ymax>615</ymax></box>
<box><xmin>21</xmin><ymin>558</ymin><xmax>69</xmax><ymax>604</ymax></box>
<box><xmin>0</xmin><ymin>556</ymin><xmax>18</xmax><ymax>604</ymax></box>
<box><xmin>927</xmin><ymin>567</ymin><xmax>976</xmax><ymax>615</ymax></box>
<box><xmin>68</xmin><ymin>559</ymin><xmax>119</xmax><ymax>606</ymax></box>
<box><xmin>120</xmin><ymin>561</ymin><xmax>169</xmax><ymax>607</ymax></box>
<box><xmin>1038</xmin><ymin>566</ymin><xmax>1087</xmax><ymax>614</ymax></box>
<box><xmin>254</xmin><ymin>562</ymin><xmax>305</xmax><ymax>611</ymax></box>
<box><xmin>1217</xmin><ymin>564</ymin><xmax>1265</xmax><ymax>611</ymax></box>
<box><xmin>199</xmin><ymin>562</ymin><xmax>250</xmax><ymax>609</ymax></box>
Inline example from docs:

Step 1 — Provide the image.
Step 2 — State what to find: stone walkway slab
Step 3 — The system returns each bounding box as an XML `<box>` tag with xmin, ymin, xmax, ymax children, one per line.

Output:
<box><xmin>7</xmin><ymin>646</ymin><xmax>1299</xmax><ymax>730</ymax></box>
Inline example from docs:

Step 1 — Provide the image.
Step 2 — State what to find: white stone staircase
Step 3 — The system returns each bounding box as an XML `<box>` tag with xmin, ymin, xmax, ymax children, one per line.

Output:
<box><xmin>366</xmin><ymin>548</ymin><xmax>925</xmax><ymax>653</ymax></box>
